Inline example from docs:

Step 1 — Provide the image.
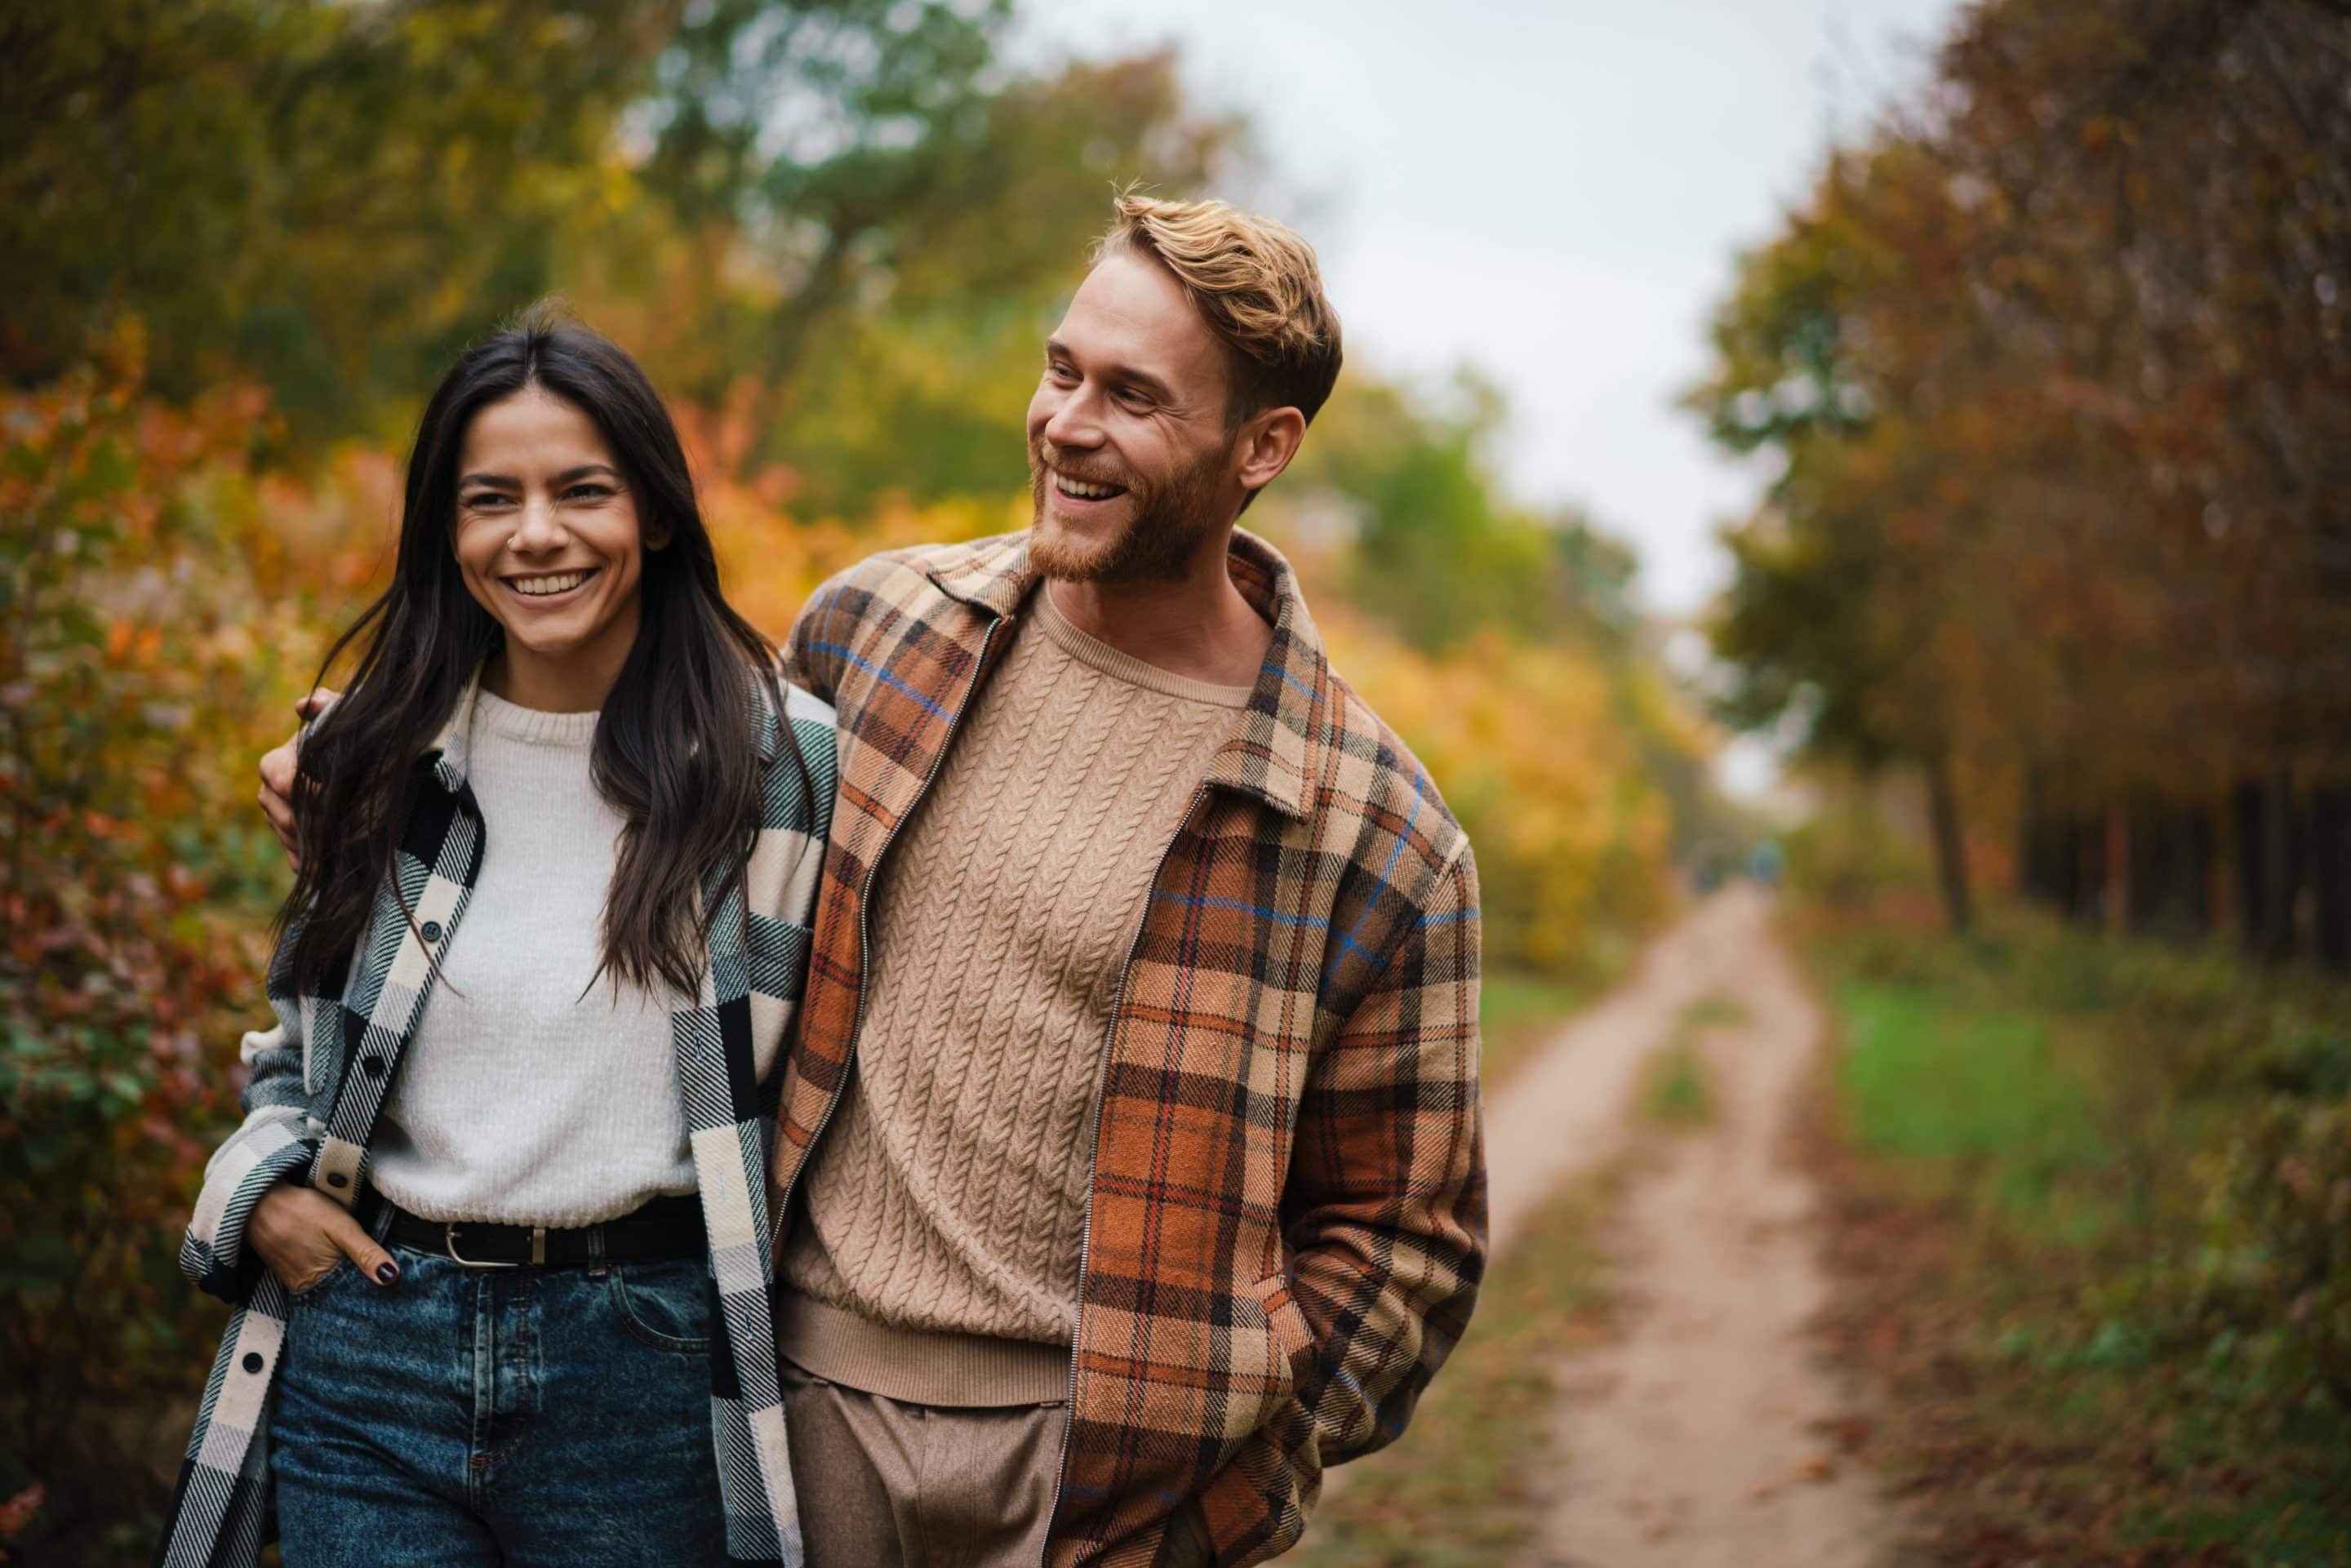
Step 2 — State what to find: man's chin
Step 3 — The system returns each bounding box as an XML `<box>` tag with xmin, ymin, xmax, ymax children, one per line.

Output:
<box><xmin>1027</xmin><ymin>512</ymin><xmax>1122</xmax><ymax>582</ymax></box>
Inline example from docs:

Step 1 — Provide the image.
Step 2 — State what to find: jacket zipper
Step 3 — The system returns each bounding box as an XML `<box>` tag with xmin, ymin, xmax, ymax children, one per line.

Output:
<box><xmin>1042</xmin><ymin>780</ymin><xmax>1212</xmax><ymax>1566</ymax></box>
<box><xmin>774</xmin><ymin>613</ymin><xmax>1004</xmax><ymax>1237</ymax></box>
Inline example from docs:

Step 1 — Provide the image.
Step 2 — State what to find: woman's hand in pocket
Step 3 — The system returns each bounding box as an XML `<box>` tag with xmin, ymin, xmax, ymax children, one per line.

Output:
<box><xmin>249</xmin><ymin>1183</ymin><xmax>399</xmax><ymax>1294</ymax></box>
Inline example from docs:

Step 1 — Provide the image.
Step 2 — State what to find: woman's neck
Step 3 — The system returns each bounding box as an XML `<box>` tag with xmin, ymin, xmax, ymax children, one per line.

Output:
<box><xmin>483</xmin><ymin>631</ymin><xmax>633</xmax><ymax>713</ymax></box>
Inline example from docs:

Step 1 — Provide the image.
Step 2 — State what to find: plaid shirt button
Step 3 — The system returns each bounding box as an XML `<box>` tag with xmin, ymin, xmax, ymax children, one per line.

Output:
<box><xmin>240</xmin><ymin>1353</ymin><xmax>262</xmax><ymax>1374</ymax></box>
<box><xmin>420</xmin><ymin>920</ymin><xmax>442</xmax><ymax>943</ymax></box>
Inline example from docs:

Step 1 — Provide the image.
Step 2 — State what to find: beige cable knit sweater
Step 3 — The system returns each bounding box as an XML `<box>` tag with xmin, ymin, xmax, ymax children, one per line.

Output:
<box><xmin>777</xmin><ymin>584</ymin><xmax>1249</xmax><ymax>1405</ymax></box>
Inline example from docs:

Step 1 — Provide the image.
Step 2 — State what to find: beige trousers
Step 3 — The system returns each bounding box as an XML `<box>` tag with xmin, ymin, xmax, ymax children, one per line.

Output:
<box><xmin>782</xmin><ymin>1361</ymin><xmax>1067</xmax><ymax>1568</ymax></box>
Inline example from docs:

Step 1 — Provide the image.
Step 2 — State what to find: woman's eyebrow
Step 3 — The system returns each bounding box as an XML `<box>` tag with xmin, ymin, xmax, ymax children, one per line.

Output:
<box><xmin>456</xmin><ymin>464</ymin><xmax>621</xmax><ymax>488</ymax></box>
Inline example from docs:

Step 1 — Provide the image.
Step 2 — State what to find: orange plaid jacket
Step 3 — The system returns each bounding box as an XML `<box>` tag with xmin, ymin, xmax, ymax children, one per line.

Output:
<box><xmin>770</xmin><ymin>528</ymin><xmax>1486</xmax><ymax>1566</ymax></box>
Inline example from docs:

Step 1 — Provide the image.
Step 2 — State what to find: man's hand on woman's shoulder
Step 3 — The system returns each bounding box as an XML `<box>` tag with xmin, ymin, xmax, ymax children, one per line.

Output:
<box><xmin>259</xmin><ymin>689</ymin><xmax>337</xmax><ymax>868</ymax></box>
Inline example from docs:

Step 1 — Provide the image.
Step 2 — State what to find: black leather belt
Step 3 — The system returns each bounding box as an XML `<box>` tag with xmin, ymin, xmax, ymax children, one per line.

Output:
<box><xmin>371</xmin><ymin>1192</ymin><xmax>705</xmax><ymax>1269</ymax></box>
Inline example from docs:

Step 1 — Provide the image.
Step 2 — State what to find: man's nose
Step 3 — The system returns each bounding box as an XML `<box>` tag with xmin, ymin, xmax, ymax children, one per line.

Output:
<box><xmin>1042</xmin><ymin>386</ymin><xmax>1104</xmax><ymax>451</ymax></box>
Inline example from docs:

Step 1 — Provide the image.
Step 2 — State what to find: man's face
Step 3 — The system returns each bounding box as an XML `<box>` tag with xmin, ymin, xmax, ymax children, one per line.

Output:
<box><xmin>1025</xmin><ymin>251</ymin><xmax>1245</xmax><ymax>582</ymax></box>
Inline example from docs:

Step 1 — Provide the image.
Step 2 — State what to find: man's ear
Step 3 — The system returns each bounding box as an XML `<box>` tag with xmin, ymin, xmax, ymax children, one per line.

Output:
<box><xmin>1234</xmin><ymin>406</ymin><xmax>1308</xmax><ymax>494</ymax></box>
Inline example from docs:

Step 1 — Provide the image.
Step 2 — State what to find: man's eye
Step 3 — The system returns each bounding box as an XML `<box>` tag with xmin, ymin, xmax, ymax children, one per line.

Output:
<box><xmin>1048</xmin><ymin>362</ymin><xmax>1078</xmax><ymax>383</ymax></box>
<box><xmin>1117</xmin><ymin>388</ymin><xmax>1151</xmax><ymax>408</ymax></box>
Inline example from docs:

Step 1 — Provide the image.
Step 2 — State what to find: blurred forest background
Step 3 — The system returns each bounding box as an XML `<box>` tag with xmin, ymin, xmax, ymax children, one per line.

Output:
<box><xmin>1</xmin><ymin>1</ymin><xmax>1712</xmax><ymax>1559</ymax></box>
<box><xmin>6</xmin><ymin>0</ymin><xmax>2351</xmax><ymax>1564</ymax></box>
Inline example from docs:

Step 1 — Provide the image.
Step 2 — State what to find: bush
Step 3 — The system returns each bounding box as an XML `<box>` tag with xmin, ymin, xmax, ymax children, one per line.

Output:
<box><xmin>2200</xmin><ymin>1098</ymin><xmax>2351</xmax><ymax>1406</ymax></box>
<box><xmin>0</xmin><ymin>349</ymin><xmax>301</xmax><ymax>1561</ymax></box>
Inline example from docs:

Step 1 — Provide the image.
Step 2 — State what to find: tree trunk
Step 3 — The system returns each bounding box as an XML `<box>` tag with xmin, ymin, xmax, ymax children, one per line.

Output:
<box><xmin>2076</xmin><ymin>810</ymin><xmax>2109</xmax><ymax>928</ymax></box>
<box><xmin>2180</xmin><ymin>803</ymin><xmax>2214</xmax><ymax>939</ymax></box>
<box><xmin>2233</xmin><ymin>776</ymin><xmax>2269</xmax><ymax>959</ymax></box>
<box><xmin>2264</xmin><ymin>762</ymin><xmax>2296</xmax><ymax>965</ymax></box>
<box><xmin>1925</xmin><ymin>749</ymin><xmax>1973</xmax><ymax>935</ymax></box>
<box><xmin>2313</xmin><ymin>782</ymin><xmax>2349</xmax><ymax>975</ymax></box>
<box><xmin>2236</xmin><ymin>768</ymin><xmax>2300</xmax><ymax>964</ymax></box>
<box><xmin>2019</xmin><ymin>765</ymin><xmax>2058</xmax><ymax>907</ymax></box>
<box><xmin>2126</xmin><ymin>802</ymin><xmax>2170</xmax><ymax>935</ymax></box>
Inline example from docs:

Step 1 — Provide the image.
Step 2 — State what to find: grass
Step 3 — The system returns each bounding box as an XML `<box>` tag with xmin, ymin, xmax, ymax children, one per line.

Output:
<box><xmin>1679</xmin><ymin>993</ymin><xmax>1749</xmax><ymax>1030</ymax></box>
<box><xmin>1836</xmin><ymin>980</ymin><xmax>2112</xmax><ymax>1231</ymax></box>
<box><xmin>1635</xmin><ymin>992</ymin><xmax>1739</xmax><ymax>1128</ymax></box>
<box><xmin>1287</xmin><ymin>1171</ymin><xmax>1620</xmax><ymax>1568</ymax></box>
<box><xmin>1795</xmin><ymin>895</ymin><xmax>2351</xmax><ymax>1567</ymax></box>
<box><xmin>1478</xmin><ymin>966</ymin><xmax>1595</xmax><ymax>1089</ymax></box>
<box><xmin>1640</xmin><ymin>1039</ymin><xmax>1714</xmax><ymax>1127</ymax></box>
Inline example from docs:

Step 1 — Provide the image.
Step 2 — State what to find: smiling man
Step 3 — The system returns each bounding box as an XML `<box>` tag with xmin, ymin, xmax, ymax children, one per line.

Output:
<box><xmin>767</xmin><ymin>195</ymin><xmax>1487</xmax><ymax>1567</ymax></box>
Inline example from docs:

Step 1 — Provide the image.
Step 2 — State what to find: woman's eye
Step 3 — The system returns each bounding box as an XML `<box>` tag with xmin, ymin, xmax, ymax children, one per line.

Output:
<box><xmin>563</xmin><ymin>484</ymin><xmax>612</xmax><ymax>501</ymax></box>
<box><xmin>463</xmin><ymin>491</ymin><xmax>511</xmax><ymax>509</ymax></box>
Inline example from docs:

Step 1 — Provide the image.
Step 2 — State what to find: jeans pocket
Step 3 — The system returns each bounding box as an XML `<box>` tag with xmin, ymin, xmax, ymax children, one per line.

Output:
<box><xmin>607</xmin><ymin>1259</ymin><xmax>713</xmax><ymax>1354</ymax></box>
<box><xmin>287</xmin><ymin>1258</ymin><xmax>356</xmax><ymax>1303</ymax></box>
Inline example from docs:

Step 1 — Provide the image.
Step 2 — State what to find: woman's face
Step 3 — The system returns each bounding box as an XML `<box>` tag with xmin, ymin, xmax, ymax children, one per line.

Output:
<box><xmin>451</xmin><ymin>388</ymin><xmax>662</xmax><ymax>694</ymax></box>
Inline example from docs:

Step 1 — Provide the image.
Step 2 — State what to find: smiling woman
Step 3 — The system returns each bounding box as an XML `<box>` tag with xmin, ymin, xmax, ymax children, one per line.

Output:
<box><xmin>154</xmin><ymin>310</ymin><xmax>835</xmax><ymax>1568</ymax></box>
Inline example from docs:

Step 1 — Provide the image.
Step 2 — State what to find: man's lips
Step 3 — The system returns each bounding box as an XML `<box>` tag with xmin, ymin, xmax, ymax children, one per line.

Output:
<box><xmin>1051</xmin><ymin>467</ymin><xmax>1128</xmax><ymax>504</ymax></box>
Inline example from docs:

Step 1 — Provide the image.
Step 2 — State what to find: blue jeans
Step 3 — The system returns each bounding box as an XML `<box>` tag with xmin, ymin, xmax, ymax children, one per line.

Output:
<box><xmin>269</xmin><ymin>1239</ymin><xmax>728</xmax><ymax>1566</ymax></box>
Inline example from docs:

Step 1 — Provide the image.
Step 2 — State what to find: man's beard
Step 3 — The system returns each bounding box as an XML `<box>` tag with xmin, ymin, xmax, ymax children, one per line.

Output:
<box><xmin>1026</xmin><ymin>435</ymin><xmax>1233</xmax><ymax>584</ymax></box>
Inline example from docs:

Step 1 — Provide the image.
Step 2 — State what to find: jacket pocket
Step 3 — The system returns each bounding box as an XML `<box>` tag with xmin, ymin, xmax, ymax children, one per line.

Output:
<box><xmin>1215</xmin><ymin>1277</ymin><xmax>1303</xmax><ymax>1471</ymax></box>
<box><xmin>1249</xmin><ymin>1272</ymin><xmax>1318</xmax><ymax>1406</ymax></box>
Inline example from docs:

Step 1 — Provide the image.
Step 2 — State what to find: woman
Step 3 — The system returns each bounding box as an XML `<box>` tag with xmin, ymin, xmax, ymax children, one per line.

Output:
<box><xmin>156</xmin><ymin>317</ymin><xmax>833</xmax><ymax>1568</ymax></box>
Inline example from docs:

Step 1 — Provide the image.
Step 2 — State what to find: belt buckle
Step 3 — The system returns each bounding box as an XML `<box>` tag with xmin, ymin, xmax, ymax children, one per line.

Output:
<box><xmin>444</xmin><ymin>1221</ymin><xmax>539</xmax><ymax>1268</ymax></box>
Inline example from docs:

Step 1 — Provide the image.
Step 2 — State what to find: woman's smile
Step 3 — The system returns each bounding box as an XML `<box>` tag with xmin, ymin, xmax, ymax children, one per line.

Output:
<box><xmin>501</xmin><ymin>566</ymin><xmax>602</xmax><ymax>604</ymax></box>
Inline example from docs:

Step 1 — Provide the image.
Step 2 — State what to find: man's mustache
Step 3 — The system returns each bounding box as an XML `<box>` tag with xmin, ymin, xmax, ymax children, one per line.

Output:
<box><xmin>1030</xmin><ymin>440</ymin><xmax>1135</xmax><ymax>492</ymax></box>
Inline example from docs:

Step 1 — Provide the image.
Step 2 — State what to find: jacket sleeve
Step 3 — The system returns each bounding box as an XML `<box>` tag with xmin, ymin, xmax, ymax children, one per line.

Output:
<box><xmin>180</xmin><ymin>945</ymin><xmax>322</xmax><ymax>1306</ymax></box>
<box><xmin>780</xmin><ymin>569</ymin><xmax>856</xmax><ymax>707</ymax></box>
<box><xmin>747</xmin><ymin>679</ymin><xmax>838</xmax><ymax>1099</ymax></box>
<box><xmin>1280</xmin><ymin>837</ymin><xmax>1487</xmax><ymax>1467</ymax></box>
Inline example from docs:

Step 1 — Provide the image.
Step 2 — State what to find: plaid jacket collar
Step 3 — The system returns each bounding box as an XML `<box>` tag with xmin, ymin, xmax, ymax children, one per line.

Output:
<box><xmin>918</xmin><ymin>526</ymin><xmax>1322</xmax><ymax>822</ymax></box>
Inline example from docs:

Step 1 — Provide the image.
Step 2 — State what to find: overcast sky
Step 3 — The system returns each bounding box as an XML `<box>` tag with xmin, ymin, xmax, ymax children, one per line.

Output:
<box><xmin>1016</xmin><ymin>0</ymin><xmax>1967</xmax><ymax>618</ymax></box>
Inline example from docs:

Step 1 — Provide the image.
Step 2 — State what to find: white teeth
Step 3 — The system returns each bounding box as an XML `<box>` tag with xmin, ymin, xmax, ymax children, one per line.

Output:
<box><xmin>1056</xmin><ymin>474</ymin><xmax>1121</xmax><ymax>500</ymax></box>
<box><xmin>512</xmin><ymin>571</ymin><xmax>590</xmax><ymax>597</ymax></box>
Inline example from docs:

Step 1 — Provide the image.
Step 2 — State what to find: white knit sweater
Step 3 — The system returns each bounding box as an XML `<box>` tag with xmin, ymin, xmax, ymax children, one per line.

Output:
<box><xmin>367</xmin><ymin>688</ymin><xmax>696</xmax><ymax>1227</ymax></box>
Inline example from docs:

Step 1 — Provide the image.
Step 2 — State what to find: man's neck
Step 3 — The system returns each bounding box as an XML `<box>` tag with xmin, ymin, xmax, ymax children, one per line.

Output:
<box><xmin>1043</xmin><ymin>534</ymin><xmax>1273</xmax><ymax>690</ymax></box>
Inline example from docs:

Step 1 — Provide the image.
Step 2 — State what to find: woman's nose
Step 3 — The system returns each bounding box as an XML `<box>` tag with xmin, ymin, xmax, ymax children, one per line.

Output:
<box><xmin>509</xmin><ymin>495</ymin><xmax>568</xmax><ymax>550</ymax></box>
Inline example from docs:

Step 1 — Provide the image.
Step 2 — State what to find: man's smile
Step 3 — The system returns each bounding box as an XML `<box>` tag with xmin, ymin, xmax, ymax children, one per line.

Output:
<box><xmin>1051</xmin><ymin>469</ymin><xmax>1128</xmax><ymax>503</ymax></box>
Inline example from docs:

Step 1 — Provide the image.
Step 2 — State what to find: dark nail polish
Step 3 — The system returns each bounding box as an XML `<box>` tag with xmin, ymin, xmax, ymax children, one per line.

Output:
<box><xmin>375</xmin><ymin>1261</ymin><xmax>399</xmax><ymax>1285</ymax></box>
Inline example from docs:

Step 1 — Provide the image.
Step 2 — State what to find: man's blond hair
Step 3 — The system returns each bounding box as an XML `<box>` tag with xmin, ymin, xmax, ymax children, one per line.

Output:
<box><xmin>1096</xmin><ymin>193</ymin><xmax>1344</xmax><ymax>427</ymax></box>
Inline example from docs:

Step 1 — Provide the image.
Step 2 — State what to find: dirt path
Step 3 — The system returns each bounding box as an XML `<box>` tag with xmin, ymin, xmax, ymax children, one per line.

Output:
<box><xmin>1504</xmin><ymin>885</ymin><xmax>1893</xmax><ymax>1568</ymax></box>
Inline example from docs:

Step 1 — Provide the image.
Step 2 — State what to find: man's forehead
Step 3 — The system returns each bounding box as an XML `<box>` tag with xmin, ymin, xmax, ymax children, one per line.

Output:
<box><xmin>1052</xmin><ymin>253</ymin><xmax>1228</xmax><ymax>397</ymax></box>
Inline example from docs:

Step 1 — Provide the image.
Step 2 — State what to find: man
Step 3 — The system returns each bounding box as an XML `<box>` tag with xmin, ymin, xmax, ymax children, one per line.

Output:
<box><xmin>264</xmin><ymin>194</ymin><xmax>1484</xmax><ymax>1567</ymax></box>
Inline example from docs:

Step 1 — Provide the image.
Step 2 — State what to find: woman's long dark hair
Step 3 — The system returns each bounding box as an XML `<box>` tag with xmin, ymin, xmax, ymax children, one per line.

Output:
<box><xmin>282</xmin><ymin>311</ymin><xmax>781</xmax><ymax>1000</ymax></box>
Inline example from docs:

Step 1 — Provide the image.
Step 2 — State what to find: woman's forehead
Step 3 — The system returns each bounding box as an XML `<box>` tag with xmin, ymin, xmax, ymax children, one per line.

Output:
<box><xmin>460</xmin><ymin>389</ymin><xmax>612</xmax><ymax>469</ymax></box>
